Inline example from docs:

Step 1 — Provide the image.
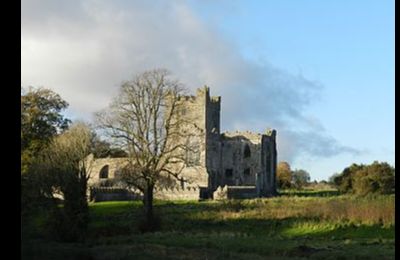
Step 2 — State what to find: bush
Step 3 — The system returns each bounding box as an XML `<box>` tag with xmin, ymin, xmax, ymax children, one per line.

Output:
<box><xmin>330</xmin><ymin>161</ymin><xmax>395</xmax><ymax>195</ymax></box>
<box><xmin>353</xmin><ymin>163</ymin><xmax>395</xmax><ymax>195</ymax></box>
<box><xmin>353</xmin><ymin>175</ymin><xmax>378</xmax><ymax>196</ymax></box>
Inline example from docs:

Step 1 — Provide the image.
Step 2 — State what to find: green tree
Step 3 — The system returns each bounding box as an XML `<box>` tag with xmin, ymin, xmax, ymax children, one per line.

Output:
<box><xmin>21</xmin><ymin>87</ymin><xmax>71</xmax><ymax>219</ymax></box>
<box><xmin>291</xmin><ymin>169</ymin><xmax>310</xmax><ymax>189</ymax></box>
<box><xmin>332</xmin><ymin>163</ymin><xmax>365</xmax><ymax>193</ymax></box>
<box><xmin>352</xmin><ymin>161</ymin><xmax>395</xmax><ymax>195</ymax></box>
<box><xmin>328</xmin><ymin>172</ymin><xmax>340</xmax><ymax>185</ymax></box>
<box><xmin>330</xmin><ymin>161</ymin><xmax>394</xmax><ymax>195</ymax></box>
<box><xmin>277</xmin><ymin>161</ymin><xmax>292</xmax><ymax>189</ymax></box>
<box><xmin>33</xmin><ymin>122</ymin><xmax>93</xmax><ymax>241</ymax></box>
<box><xmin>21</xmin><ymin>87</ymin><xmax>70</xmax><ymax>174</ymax></box>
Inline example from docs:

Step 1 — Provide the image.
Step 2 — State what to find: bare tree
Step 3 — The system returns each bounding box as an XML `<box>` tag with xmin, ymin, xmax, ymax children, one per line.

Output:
<box><xmin>95</xmin><ymin>69</ymin><xmax>198</xmax><ymax>225</ymax></box>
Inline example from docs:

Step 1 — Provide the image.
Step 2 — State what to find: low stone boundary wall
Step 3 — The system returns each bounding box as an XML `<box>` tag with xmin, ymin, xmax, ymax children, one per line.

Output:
<box><xmin>228</xmin><ymin>186</ymin><xmax>257</xmax><ymax>199</ymax></box>
<box><xmin>90</xmin><ymin>187</ymin><xmax>141</xmax><ymax>202</ymax></box>
<box><xmin>89</xmin><ymin>186</ymin><xmax>204</xmax><ymax>202</ymax></box>
<box><xmin>214</xmin><ymin>185</ymin><xmax>257</xmax><ymax>199</ymax></box>
<box><xmin>154</xmin><ymin>186</ymin><xmax>201</xmax><ymax>200</ymax></box>
<box><xmin>90</xmin><ymin>185</ymin><xmax>259</xmax><ymax>202</ymax></box>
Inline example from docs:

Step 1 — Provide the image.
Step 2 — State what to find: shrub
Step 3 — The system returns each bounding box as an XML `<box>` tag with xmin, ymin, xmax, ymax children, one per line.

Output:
<box><xmin>330</xmin><ymin>161</ymin><xmax>394</xmax><ymax>195</ymax></box>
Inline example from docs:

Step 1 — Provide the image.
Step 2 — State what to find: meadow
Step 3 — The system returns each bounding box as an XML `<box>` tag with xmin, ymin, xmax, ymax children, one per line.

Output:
<box><xmin>22</xmin><ymin>191</ymin><xmax>395</xmax><ymax>259</ymax></box>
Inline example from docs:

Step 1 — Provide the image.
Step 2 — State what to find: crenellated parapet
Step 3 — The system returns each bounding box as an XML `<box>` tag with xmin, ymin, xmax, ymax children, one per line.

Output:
<box><xmin>221</xmin><ymin>131</ymin><xmax>263</xmax><ymax>144</ymax></box>
<box><xmin>210</xmin><ymin>96</ymin><xmax>221</xmax><ymax>103</ymax></box>
<box><xmin>264</xmin><ymin>128</ymin><xmax>277</xmax><ymax>138</ymax></box>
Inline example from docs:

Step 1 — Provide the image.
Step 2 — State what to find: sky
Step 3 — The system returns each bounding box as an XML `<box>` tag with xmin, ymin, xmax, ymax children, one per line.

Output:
<box><xmin>21</xmin><ymin>0</ymin><xmax>394</xmax><ymax>181</ymax></box>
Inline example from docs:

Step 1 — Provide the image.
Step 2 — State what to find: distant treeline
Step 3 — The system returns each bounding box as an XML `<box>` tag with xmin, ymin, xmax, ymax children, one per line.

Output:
<box><xmin>329</xmin><ymin>161</ymin><xmax>395</xmax><ymax>195</ymax></box>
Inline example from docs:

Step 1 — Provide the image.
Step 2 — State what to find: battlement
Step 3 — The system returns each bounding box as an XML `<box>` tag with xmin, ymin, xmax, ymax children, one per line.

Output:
<box><xmin>177</xmin><ymin>87</ymin><xmax>220</xmax><ymax>104</ymax></box>
<box><xmin>264</xmin><ymin>128</ymin><xmax>277</xmax><ymax>138</ymax></box>
<box><xmin>154</xmin><ymin>185</ymin><xmax>204</xmax><ymax>200</ymax></box>
<box><xmin>154</xmin><ymin>185</ymin><xmax>200</xmax><ymax>192</ymax></box>
<box><xmin>196</xmin><ymin>85</ymin><xmax>210</xmax><ymax>96</ymax></box>
<box><xmin>210</xmin><ymin>96</ymin><xmax>221</xmax><ymax>103</ymax></box>
<box><xmin>222</xmin><ymin>130</ymin><xmax>262</xmax><ymax>141</ymax></box>
<box><xmin>177</xmin><ymin>94</ymin><xmax>220</xmax><ymax>104</ymax></box>
<box><xmin>89</xmin><ymin>187</ymin><xmax>141</xmax><ymax>202</ymax></box>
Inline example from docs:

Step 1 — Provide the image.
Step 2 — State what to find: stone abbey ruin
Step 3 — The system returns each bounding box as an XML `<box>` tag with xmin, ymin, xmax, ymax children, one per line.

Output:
<box><xmin>88</xmin><ymin>87</ymin><xmax>277</xmax><ymax>200</ymax></box>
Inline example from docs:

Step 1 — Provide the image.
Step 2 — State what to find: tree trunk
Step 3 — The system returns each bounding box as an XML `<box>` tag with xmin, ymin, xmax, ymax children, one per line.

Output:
<box><xmin>143</xmin><ymin>183</ymin><xmax>154</xmax><ymax>222</ymax></box>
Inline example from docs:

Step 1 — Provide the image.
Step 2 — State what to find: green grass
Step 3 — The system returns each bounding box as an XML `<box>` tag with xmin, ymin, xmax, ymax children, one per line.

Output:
<box><xmin>22</xmin><ymin>193</ymin><xmax>395</xmax><ymax>259</ymax></box>
<box><xmin>279</xmin><ymin>189</ymin><xmax>339</xmax><ymax>197</ymax></box>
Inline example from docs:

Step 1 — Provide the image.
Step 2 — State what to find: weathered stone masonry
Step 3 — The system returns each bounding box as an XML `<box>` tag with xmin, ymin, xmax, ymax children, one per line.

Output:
<box><xmin>87</xmin><ymin>87</ymin><xmax>277</xmax><ymax>200</ymax></box>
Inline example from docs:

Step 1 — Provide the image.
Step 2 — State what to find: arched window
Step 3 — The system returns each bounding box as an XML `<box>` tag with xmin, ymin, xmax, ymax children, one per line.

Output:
<box><xmin>244</xmin><ymin>144</ymin><xmax>251</xmax><ymax>158</ymax></box>
<box><xmin>99</xmin><ymin>165</ymin><xmax>109</xmax><ymax>179</ymax></box>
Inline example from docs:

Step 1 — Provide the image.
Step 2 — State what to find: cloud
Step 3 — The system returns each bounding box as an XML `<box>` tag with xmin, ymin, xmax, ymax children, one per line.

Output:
<box><xmin>21</xmin><ymin>0</ymin><xmax>359</xmax><ymax>163</ymax></box>
<box><xmin>278</xmin><ymin>129</ymin><xmax>361</xmax><ymax>160</ymax></box>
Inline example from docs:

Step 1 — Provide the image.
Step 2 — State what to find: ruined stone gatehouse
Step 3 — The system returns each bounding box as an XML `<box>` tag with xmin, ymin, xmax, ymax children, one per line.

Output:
<box><xmin>88</xmin><ymin>87</ymin><xmax>277</xmax><ymax>200</ymax></box>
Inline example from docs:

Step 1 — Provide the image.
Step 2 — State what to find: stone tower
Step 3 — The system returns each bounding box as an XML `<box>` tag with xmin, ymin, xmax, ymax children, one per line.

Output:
<box><xmin>176</xmin><ymin>86</ymin><xmax>277</xmax><ymax>198</ymax></box>
<box><xmin>175</xmin><ymin>86</ymin><xmax>222</xmax><ymax>194</ymax></box>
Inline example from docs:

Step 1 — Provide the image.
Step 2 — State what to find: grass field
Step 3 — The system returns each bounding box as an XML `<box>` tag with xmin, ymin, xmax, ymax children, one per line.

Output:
<box><xmin>22</xmin><ymin>192</ymin><xmax>395</xmax><ymax>259</ymax></box>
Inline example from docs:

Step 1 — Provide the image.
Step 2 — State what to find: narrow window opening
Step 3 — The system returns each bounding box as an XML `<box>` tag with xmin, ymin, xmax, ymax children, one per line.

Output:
<box><xmin>244</xmin><ymin>144</ymin><xmax>251</xmax><ymax>158</ymax></box>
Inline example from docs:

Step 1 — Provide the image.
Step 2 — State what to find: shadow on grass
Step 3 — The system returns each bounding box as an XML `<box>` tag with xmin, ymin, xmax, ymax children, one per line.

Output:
<box><xmin>86</xmin><ymin>202</ymin><xmax>395</xmax><ymax>241</ymax></box>
<box><xmin>84</xmin><ymin>217</ymin><xmax>394</xmax><ymax>259</ymax></box>
<box><xmin>22</xmin><ymin>199</ymin><xmax>395</xmax><ymax>260</ymax></box>
<box><xmin>85</xmin><ymin>199</ymin><xmax>394</xmax><ymax>239</ymax></box>
<box><xmin>157</xmin><ymin>216</ymin><xmax>394</xmax><ymax>240</ymax></box>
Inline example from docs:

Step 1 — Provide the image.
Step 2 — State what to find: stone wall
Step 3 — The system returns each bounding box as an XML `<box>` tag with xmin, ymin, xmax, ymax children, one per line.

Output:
<box><xmin>86</xmin><ymin>156</ymin><xmax>128</xmax><ymax>186</ymax></box>
<box><xmin>89</xmin><ymin>187</ymin><xmax>141</xmax><ymax>202</ymax></box>
<box><xmin>154</xmin><ymin>186</ymin><xmax>203</xmax><ymax>200</ymax></box>
<box><xmin>178</xmin><ymin>166</ymin><xmax>208</xmax><ymax>187</ymax></box>
<box><xmin>176</xmin><ymin>87</ymin><xmax>208</xmax><ymax>168</ymax></box>
<box><xmin>219</xmin><ymin>132</ymin><xmax>262</xmax><ymax>187</ymax></box>
<box><xmin>260</xmin><ymin>129</ymin><xmax>277</xmax><ymax>196</ymax></box>
<box><xmin>89</xmin><ymin>185</ymin><xmax>204</xmax><ymax>202</ymax></box>
<box><xmin>213</xmin><ymin>185</ymin><xmax>257</xmax><ymax>199</ymax></box>
<box><xmin>227</xmin><ymin>186</ymin><xmax>257</xmax><ymax>199</ymax></box>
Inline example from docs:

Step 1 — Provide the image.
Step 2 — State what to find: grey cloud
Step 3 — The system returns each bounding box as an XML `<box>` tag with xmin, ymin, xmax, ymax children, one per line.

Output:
<box><xmin>21</xmin><ymin>0</ymin><xmax>359</xmax><ymax>163</ymax></box>
<box><xmin>278</xmin><ymin>129</ymin><xmax>361</xmax><ymax>161</ymax></box>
